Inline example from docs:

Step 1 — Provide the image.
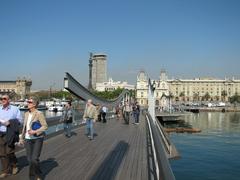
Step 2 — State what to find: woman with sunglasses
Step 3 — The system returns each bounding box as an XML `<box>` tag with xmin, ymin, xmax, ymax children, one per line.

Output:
<box><xmin>20</xmin><ymin>97</ymin><xmax>48</xmax><ymax>180</ymax></box>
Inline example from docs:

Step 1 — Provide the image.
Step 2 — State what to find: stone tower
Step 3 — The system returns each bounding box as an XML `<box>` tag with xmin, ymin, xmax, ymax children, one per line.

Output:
<box><xmin>15</xmin><ymin>78</ymin><xmax>32</xmax><ymax>99</ymax></box>
<box><xmin>88</xmin><ymin>53</ymin><xmax>107</xmax><ymax>90</ymax></box>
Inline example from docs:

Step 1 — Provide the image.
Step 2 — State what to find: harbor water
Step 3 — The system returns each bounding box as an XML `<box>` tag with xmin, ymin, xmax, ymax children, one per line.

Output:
<box><xmin>20</xmin><ymin>110</ymin><xmax>63</xmax><ymax>118</ymax></box>
<box><xmin>170</xmin><ymin>112</ymin><xmax>240</xmax><ymax>180</ymax></box>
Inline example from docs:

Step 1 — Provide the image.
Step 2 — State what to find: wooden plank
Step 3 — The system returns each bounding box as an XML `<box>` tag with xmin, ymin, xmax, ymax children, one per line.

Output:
<box><xmin>6</xmin><ymin>116</ymin><xmax>148</xmax><ymax>180</ymax></box>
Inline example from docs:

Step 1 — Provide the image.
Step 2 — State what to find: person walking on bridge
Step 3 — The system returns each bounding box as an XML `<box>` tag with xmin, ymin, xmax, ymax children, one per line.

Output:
<box><xmin>0</xmin><ymin>94</ymin><xmax>22</xmax><ymax>178</ymax></box>
<box><xmin>101</xmin><ymin>105</ymin><xmax>107</xmax><ymax>123</ymax></box>
<box><xmin>83</xmin><ymin>99</ymin><xmax>98</xmax><ymax>140</ymax></box>
<box><xmin>133</xmin><ymin>102</ymin><xmax>140</xmax><ymax>124</ymax></box>
<box><xmin>123</xmin><ymin>101</ymin><xmax>132</xmax><ymax>124</ymax></box>
<box><xmin>20</xmin><ymin>97</ymin><xmax>48</xmax><ymax>180</ymax></box>
<box><xmin>61</xmin><ymin>102</ymin><xmax>73</xmax><ymax>138</ymax></box>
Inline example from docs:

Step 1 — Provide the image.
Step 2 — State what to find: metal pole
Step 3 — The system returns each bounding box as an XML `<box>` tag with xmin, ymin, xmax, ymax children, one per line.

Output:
<box><xmin>148</xmin><ymin>79</ymin><xmax>156</xmax><ymax>122</ymax></box>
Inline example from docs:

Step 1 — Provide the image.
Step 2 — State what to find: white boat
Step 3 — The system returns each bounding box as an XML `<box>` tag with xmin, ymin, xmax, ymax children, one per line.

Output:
<box><xmin>48</xmin><ymin>104</ymin><xmax>64</xmax><ymax>112</ymax></box>
<box><xmin>48</xmin><ymin>104</ymin><xmax>58</xmax><ymax>112</ymax></box>
<box><xmin>56</xmin><ymin>104</ymin><xmax>64</xmax><ymax>112</ymax></box>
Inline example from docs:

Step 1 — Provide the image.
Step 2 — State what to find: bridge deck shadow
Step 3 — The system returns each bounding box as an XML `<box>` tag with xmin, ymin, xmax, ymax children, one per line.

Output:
<box><xmin>90</xmin><ymin>141</ymin><xmax>129</xmax><ymax>180</ymax></box>
<box><xmin>6</xmin><ymin>116</ymin><xmax>148</xmax><ymax>180</ymax></box>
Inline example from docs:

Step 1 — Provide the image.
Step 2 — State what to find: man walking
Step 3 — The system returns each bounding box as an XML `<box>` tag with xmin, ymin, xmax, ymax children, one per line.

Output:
<box><xmin>0</xmin><ymin>95</ymin><xmax>22</xmax><ymax>178</ymax></box>
<box><xmin>62</xmin><ymin>102</ymin><xmax>73</xmax><ymax>138</ymax></box>
<box><xmin>133</xmin><ymin>102</ymin><xmax>140</xmax><ymax>124</ymax></box>
<box><xmin>123</xmin><ymin>101</ymin><xmax>132</xmax><ymax>124</ymax></box>
<box><xmin>83</xmin><ymin>99</ymin><xmax>98</xmax><ymax>140</ymax></box>
<box><xmin>102</xmin><ymin>105</ymin><xmax>107</xmax><ymax>123</ymax></box>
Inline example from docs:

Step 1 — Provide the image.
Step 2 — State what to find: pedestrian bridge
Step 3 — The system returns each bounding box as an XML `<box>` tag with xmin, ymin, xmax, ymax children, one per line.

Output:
<box><xmin>5</xmin><ymin>73</ymin><xmax>179</xmax><ymax>180</ymax></box>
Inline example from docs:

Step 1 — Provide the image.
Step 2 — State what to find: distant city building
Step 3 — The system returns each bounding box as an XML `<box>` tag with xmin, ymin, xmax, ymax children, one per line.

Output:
<box><xmin>136</xmin><ymin>70</ymin><xmax>240</xmax><ymax>106</ymax></box>
<box><xmin>96</xmin><ymin>78</ymin><xmax>135</xmax><ymax>92</ymax></box>
<box><xmin>88</xmin><ymin>53</ymin><xmax>107</xmax><ymax>90</ymax></box>
<box><xmin>0</xmin><ymin>78</ymin><xmax>32</xmax><ymax>99</ymax></box>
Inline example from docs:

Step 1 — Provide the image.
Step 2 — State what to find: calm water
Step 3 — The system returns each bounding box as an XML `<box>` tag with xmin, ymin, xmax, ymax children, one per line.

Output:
<box><xmin>170</xmin><ymin>112</ymin><xmax>240</xmax><ymax>180</ymax></box>
<box><xmin>20</xmin><ymin>110</ymin><xmax>63</xmax><ymax>118</ymax></box>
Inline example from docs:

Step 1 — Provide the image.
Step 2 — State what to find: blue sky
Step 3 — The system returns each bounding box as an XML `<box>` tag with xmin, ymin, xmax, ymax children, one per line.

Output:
<box><xmin>0</xmin><ymin>0</ymin><xmax>240</xmax><ymax>90</ymax></box>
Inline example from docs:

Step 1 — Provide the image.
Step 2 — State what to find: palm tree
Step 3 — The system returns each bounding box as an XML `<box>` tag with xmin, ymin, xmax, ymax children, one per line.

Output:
<box><xmin>169</xmin><ymin>92</ymin><xmax>174</xmax><ymax>100</ymax></box>
<box><xmin>215</xmin><ymin>96</ymin><xmax>220</xmax><ymax>101</ymax></box>
<box><xmin>221</xmin><ymin>90</ymin><xmax>227</xmax><ymax>102</ymax></box>
<box><xmin>203</xmin><ymin>92</ymin><xmax>211</xmax><ymax>101</ymax></box>
<box><xmin>179</xmin><ymin>92</ymin><xmax>185</xmax><ymax>101</ymax></box>
<box><xmin>229</xmin><ymin>93</ymin><xmax>240</xmax><ymax>104</ymax></box>
<box><xmin>193</xmin><ymin>93</ymin><xmax>199</xmax><ymax>101</ymax></box>
<box><xmin>168</xmin><ymin>92</ymin><xmax>174</xmax><ymax>113</ymax></box>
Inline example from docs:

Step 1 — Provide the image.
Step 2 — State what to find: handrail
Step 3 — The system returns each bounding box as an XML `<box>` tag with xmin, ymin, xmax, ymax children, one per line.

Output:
<box><xmin>17</xmin><ymin>112</ymin><xmax>115</xmax><ymax>140</ymax></box>
<box><xmin>45</xmin><ymin>112</ymin><xmax>115</xmax><ymax>137</ymax></box>
<box><xmin>146</xmin><ymin>112</ymin><xmax>177</xmax><ymax>180</ymax></box>
<box><xmin>155</xmin><ymin>119</ymin><xmax>171</xmax><ymax>154</ymax></box>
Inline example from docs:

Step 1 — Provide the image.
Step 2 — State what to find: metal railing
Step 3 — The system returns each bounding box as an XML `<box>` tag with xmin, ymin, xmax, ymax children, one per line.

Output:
<box><xmin>45</xmin><ymin>112</ymin><xmax>115</xmax><ymax>139</ymax></box>
<box><xmin>16</xmin><ymin>112</ymin><xmax>115</xmax><ymax>145</ymax></box>
<box><xmin>146</xmin><ymin>112</ymin><xmax>177</xmax><ymax>180</ymax></box>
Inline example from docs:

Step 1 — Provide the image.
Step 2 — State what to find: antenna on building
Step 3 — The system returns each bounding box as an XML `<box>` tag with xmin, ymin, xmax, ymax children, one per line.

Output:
<box><xmin>88</xmin><ymin>52</ymin><xmax>93</xmax><ymax>90</ymax></box>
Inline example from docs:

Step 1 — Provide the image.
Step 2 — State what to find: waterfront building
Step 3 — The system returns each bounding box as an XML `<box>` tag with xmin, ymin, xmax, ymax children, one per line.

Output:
<box><xmin>88</xmin><ymin>53</ymin><xmax>107</xmax><ymax>90</ymax></box>
<box><xmin>136</xmin><ymin>70</ymin><xmax>240</xmax><ymax>106</ymax></box>
<box><xmin>0</xmin><ymin>78</ymin><xmax>32</xmax><ymax>99</ymax></box>
<box><xmin>96</xmin><ymin>78</ymin><xmax>135</xmax><ymax>92</ymax></box>
<box><xmin>136</xmin><ymin>70</ymin><xmax>148</xmax><ymax>106</ymax></box>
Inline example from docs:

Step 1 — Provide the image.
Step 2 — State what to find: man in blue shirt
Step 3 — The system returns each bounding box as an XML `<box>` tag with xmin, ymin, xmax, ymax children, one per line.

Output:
<box><xmin>0</xmin><ymin>94</ymin><xmax>22</xmax><ymax>178</ymax></box>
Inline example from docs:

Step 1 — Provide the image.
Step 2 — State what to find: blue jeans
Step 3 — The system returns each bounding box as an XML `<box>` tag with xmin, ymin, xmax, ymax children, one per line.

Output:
<box><xmin>134</xmin><ymin>112</ymin><xmax>140</xmax><ymax>123</ymax></box>
<box><xmin>64</xmin><ymin>123</ymin><xmax>72</xmax><ymax>137</ymax></box>
<box><xmin>85</xmin><ymin>119</ymin><xmax>94</xmax><ymax>139</ymax></box>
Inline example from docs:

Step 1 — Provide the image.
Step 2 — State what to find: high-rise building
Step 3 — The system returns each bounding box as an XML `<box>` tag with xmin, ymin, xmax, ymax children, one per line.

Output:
<box><xmin>88</xmin><ymin>53</ymin><xmax>107</xmax><ymax>90</ymax></box>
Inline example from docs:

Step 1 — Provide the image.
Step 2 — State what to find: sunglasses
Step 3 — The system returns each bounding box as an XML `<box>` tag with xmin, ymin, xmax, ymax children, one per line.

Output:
<box><xmin>27</xmin><ymin>101</ymin><xmax>33</xmax><ymax>104</ymax></box>
<box><xmin>0</xmin><ymin>98</ymin><xmax>8</xmax><ymax>101</ymax></box>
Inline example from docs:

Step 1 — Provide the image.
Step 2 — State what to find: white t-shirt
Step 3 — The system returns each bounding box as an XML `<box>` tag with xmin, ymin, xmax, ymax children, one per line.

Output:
<box><xmin>102</xmin><ymin>106</ymin><xmax>107</xmax><ymax>113</ymax></box>
<box><xmin>25</xmin><ymin>113</ymin><xmax>37</xmax><ymax>139</ymax></box>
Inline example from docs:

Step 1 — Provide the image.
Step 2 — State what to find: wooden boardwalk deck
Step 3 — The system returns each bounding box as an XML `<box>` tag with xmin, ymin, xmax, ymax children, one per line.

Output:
<box><xmin>6</xmin><ymin>115</ymin><xmax>148</xmax><ymax>180</ymax></box>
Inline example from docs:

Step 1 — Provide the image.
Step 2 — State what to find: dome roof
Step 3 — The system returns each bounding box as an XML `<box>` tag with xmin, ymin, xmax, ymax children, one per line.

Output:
<box><xmin>137</xmin><ymin>70</ymin><xmax>147</xmax><ymax>81</ymax></box>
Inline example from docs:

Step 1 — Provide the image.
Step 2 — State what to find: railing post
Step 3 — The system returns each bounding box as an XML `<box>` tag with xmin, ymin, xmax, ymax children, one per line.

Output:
<box><xmin>148</xmin><ymin>79</ymin><xmax>156</xmax><ymax>122</ymax></box>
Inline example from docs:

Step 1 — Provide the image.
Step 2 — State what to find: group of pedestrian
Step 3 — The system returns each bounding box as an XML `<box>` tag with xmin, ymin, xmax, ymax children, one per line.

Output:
<box><xmin>123</xmin><ymin>101</ymin><xmax>140</xmax><ymax>125</ymax></box>
<box><xmin>0</xmin><ymin>95</ymin><xmax>134</xmax><ymax>180</ymax></box>
<box><xmin>0</xmin><ymin>95</ymin><xmax>48</xmax><ymax>180</ymax></box>
<box><xmin>96</xmin><ymin>104</ymin><xmax>108</xmax><ymax>123</ymax></box>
